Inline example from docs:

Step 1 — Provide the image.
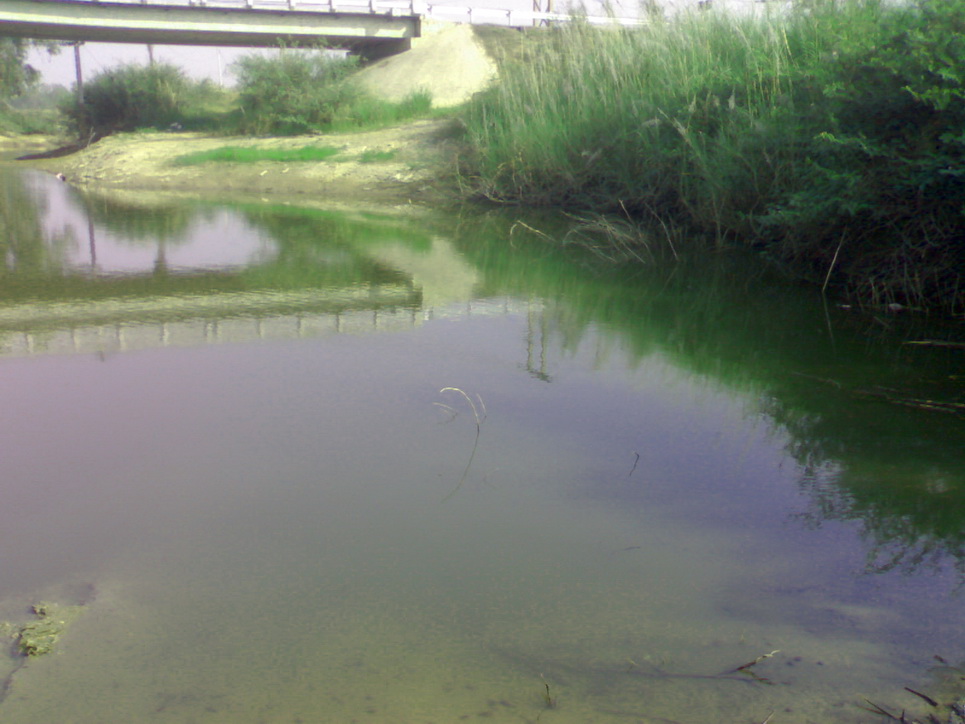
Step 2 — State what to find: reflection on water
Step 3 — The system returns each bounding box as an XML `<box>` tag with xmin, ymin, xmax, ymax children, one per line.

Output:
<box><xmin>0</xmin><ymin>166</ymin><xmax>962</xmax><ymax>723</ymax></box>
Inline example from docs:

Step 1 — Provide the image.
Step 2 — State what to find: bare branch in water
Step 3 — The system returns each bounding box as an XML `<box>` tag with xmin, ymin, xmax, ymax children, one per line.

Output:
<box><xmin>438</xmin><ymin>388</ymin><xmax>486</xmax><ymax>502</ymax></box>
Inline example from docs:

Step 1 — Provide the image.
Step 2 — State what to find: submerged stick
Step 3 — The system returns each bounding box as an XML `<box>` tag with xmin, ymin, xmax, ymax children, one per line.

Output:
<box><xmin>623</xmin><ymin>654</ymin><xmax>780</xmax><ymax>687</ymax></box>
<box><xmin>733</xmin><ymin>650</ymin><xmax>780</xmax><ymax>673</ymax></box>
<box><xmin>627</xmin><ymin>452</ymin><xmax>640</xmax><ymax>480</ymax></box>
<box><xmin>904</xmin><ymin>687</ymin><xmax>939</xmax><ymax>707</ymax></box>
<box><xmin>858</xmin><ymin>698</ymin><xmax>905</xmax><ymax>720</ymax></box>
<box><xmin>903</xmin><ymin>340</ymin><xmax>965</xmax><ymax>349</ymax></box>
<box><xmin>539</xmin><ymin>673</ymin><xmax>556</xmax><ymax>709</ymax></box>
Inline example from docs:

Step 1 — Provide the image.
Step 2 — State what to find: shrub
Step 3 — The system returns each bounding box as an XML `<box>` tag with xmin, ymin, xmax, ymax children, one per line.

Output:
<box><xmin>757</xmin><ymin>0</ymin><xmax>965</xmax><ymax>308</ymax></box>
<box><xmin>233</xmin><ymin>51</ymin><xmax>362</xmax><ymax>135</ymax></box>
<box><xmin>62</xmin><ymin>63</ymin><xmax>190</xmax><ymax>138</ymax></box>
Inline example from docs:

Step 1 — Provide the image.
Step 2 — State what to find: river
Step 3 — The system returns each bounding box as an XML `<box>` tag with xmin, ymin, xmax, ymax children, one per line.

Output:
<box><xmin>0</xmin><ymin>165</ymin><xmax>962</xmax><ymax>723</ymax></box>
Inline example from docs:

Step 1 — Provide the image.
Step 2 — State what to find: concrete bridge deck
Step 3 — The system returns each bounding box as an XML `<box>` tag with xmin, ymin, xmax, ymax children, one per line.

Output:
<box><xmin>0</xmin><ymin>0</ymin><xmax>420</xmax><ymax>57</ymax></box>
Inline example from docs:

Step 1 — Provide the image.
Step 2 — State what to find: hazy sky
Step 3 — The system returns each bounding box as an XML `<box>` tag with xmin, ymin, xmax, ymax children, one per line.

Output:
<box><xmin>28</xmin><ymin>43</ymin><xmax>272</xmax><ymax>89</ymax></box>
<box><xmin>22</xmin><ymin>0</ymin><xmax>646</xmax><ymax>88</ymax></box>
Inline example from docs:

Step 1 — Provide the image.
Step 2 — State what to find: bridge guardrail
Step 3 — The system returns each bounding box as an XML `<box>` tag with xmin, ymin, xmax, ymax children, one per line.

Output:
<box><xmin>84</xmin><ymin>0</ymin><xmax>645</xmax><ymax>26</ymax></box>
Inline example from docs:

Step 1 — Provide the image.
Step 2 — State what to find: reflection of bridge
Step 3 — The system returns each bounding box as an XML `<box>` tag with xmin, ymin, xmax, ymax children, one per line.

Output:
<box><xmin>0</xmin><ymin>287</ymin><xmax>539</xmax><ymax>358</ymax></box>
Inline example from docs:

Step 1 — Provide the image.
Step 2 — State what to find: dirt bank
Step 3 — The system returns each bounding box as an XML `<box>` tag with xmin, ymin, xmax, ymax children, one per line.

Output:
<box><xmin>15</xmin><ymin>20</ymin><xmax>508</xmax><ymax>206</ymax></box>
<box><xmin>27</xmin><ymin>118</ymin><xmax>465</xmax><ymax>207</ymax></box>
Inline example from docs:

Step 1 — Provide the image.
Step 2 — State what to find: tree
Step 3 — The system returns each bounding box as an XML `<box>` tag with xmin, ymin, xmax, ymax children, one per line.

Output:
<box><xmin>0</xmin><ymin>38</ymin><xmax>61</xmax><ymax>101</ymax></box>
<box><xmin>0</xmin><ymin>37</ymin><xmax>39</xmax><ymax>100</ymax></box>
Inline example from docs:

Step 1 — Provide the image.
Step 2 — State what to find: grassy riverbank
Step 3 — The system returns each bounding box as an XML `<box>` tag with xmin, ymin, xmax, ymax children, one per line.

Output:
<box><xmin>461</xmin><ymin>0</ymin><xmax>965</xmax><ymax>314</ymax></box>
<box><xmin>7</xmin><ymin>9</ymin><xmax>964</xmax><ymax>313</ymax></box>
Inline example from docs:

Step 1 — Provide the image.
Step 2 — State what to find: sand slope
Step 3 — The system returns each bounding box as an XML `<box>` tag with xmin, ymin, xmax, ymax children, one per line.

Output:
<box><xmin>355</xmin><ymin>21</ymin><xmax>498</xmax><ymax>107</ymax></box>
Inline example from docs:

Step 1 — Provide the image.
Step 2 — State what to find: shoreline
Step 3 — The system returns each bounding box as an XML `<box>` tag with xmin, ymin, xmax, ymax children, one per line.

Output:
<box><xmin>12</xmin><ymin>118</ymin><xmax>463</xmax><ymax>209</ymax></box>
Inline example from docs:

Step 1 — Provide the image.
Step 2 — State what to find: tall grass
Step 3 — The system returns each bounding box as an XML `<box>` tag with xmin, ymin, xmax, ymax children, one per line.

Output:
<box><xmin>329</xmin><ymin>90</ymin><xmax>433</xmax><ymax>131</ymax></box>
<box><xmin>462</xmin><ymin>0</ymin><xmax>965</xmax><ymax>313</ymax></box>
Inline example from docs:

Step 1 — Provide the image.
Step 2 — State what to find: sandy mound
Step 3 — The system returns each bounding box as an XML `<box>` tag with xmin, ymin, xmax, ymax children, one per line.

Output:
<box><xmin>354</xmin><ymin>21</ymin><xmax>498</xmax><ymax>107</ymax></box>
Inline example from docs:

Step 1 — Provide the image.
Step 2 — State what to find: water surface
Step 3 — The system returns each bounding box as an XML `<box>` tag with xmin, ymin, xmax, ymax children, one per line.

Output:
<box><xmin>0</xmin><ymin>167</ymin><xmax>962</xmax><ymax>723</ymax></box>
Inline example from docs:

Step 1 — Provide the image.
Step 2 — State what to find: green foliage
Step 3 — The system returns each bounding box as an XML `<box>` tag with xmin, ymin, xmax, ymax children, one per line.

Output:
<box><xmin>174</xmin><ymin>78</ymin><xmax>239</xmax><ymax>132</ymax></box>
<box><xmin>0</xmin><ymin>106</ymin><xmax>62</xmax><ymax>135</ymax></box>
<box><xmin>62</xmin><ymin>63</ymin><xmax>191</xmax><ymax>137</ymax></box>
<box><xmin>0</xmin><ymin>83</ymin><xmax>70</xmax><ymax>135</ymax></box>
<box><xmin>173</xmin><ymin>144</ymin><xmax>343</xmax><ymax>166</ymax></box>
<box><xmin>232</xmin><ymin>50</ymin><xmax>434</xmax><ymax>134</ymax></box>
<box><xmin>0</xmin><ymin>38</ymin><xmax>39</xmax><ymax>100</ymax></box>
<box><xmin>330</xmin><ymin>90</ymin><xmax>434</xmax><ymax>131</ymax></box>
<box><xmin>462</xmin><ymin>1</ymin><xmax>965</xmax><ymax>312</ymax></box>
<box><xmin>759</xmin><ymin>0</ymin><xmax>965</xmax><ymax>308</ymax></box>
<box><xmin>233</xmin><ymin>51</ymin><xmax>362</xmax><ymax>135</ymax></box>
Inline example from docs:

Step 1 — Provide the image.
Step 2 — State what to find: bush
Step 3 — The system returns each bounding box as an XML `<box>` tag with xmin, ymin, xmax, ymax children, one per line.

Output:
<box><xmin>233</xmin><ymin>51</ymin><xmax>434</xmax><ymax>134</ymax></box>
<box><xmin>233</xmin><ymin>51</ymin><xmax>362</xmax><ymax>135</ymax></box>
<box><xmin>462</xmin><ymin>0</ymin><xmax>965</xmax><ymax>312</ymax></box>
<box><xmin>757</xmin><ymin>0</ymin><xmax>965</xmax><ymax>308</ymax></box>
<box><xmin>63</xmin><ymin>63</ymin><xmax>190</xmax><ymax>138</ymax></box>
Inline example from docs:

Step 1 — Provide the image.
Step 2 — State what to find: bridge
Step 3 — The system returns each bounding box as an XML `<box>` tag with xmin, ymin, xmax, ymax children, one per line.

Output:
<box><xmin>0</xmin><ymin>0</ymin><xmax>423</xmax><ymax>59</ymax></box>
<box><xmin>0</xmin><ymin>0</ymin><xmax>643</xmax><ymax>61</ymax></box>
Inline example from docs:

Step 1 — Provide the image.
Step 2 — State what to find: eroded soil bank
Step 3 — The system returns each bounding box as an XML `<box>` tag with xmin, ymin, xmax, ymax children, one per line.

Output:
<box><xmin>20</xmin><ymin>118</ymin><xmax>463</xmax><ymax>207</ymax></box>
<box><xmin>9</xmin><ymin>20</ymin><xmax>503</xmax><ymax>207</ymax></box>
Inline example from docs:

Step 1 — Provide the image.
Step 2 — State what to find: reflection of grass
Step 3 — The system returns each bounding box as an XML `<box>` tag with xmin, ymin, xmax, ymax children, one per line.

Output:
<box><xmin>173</xmin><ymin>145</ymin><xmax>343</xmax><ymax>166</ymax></box>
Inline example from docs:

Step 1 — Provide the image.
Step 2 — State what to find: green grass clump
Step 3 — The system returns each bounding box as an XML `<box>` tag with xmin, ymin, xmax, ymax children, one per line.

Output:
<box><xmin>462</xmin><ymin>0</ymin><xmax>965</xmax><ymax>313</ymax></box>
<box><xmin>330</xmin><ymin>90</ymin><xmax>435</xmax><ymax>131</ymax></box>
<box><xmin>357</xmin><ymin>148</ymin><xmax>396</xmax><ymax>163</ymax></box>
<box><xmin>173</xmin><ymin>145</ymin><xmax>343</xmax><ymax>166</ymax></box>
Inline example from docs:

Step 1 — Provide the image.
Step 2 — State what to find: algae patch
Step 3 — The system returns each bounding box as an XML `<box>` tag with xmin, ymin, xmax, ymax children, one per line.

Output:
<box><xmin>4</xmin><ymin>602</ymin><xmax>85</xmax><ymax>657</ymax></box>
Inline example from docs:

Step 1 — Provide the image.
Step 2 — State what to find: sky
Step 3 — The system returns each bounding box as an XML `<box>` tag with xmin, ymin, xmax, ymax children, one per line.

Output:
<box><xmin>22</xmin><ymin>0</ymin><xmax>645</xmax><ymax>89</ymax></box>
<box><xmin>28</xmin><ymin>43</ymin><xmax>270</xmax><ymax>89</ymax></box>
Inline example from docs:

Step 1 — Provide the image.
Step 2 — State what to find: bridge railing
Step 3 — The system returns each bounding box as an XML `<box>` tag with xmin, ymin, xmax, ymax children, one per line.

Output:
<box><xmin>85</xmin><ymin>0</ymin><xmax>644</xmax><ymax>26</ymax></box>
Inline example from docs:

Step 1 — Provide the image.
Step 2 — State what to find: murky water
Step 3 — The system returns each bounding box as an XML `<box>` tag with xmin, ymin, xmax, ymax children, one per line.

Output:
<box><xmin>0</xmin><ymin>165</ymin><xmax>963</xmax><ymax>723</ymax></box>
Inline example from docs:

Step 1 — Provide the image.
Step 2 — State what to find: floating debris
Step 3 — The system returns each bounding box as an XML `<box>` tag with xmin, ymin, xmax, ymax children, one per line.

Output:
<box><xmin>15</xmin><ymin>602</ymin><xmax>84</xmax><ymax>657</ymax></box>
